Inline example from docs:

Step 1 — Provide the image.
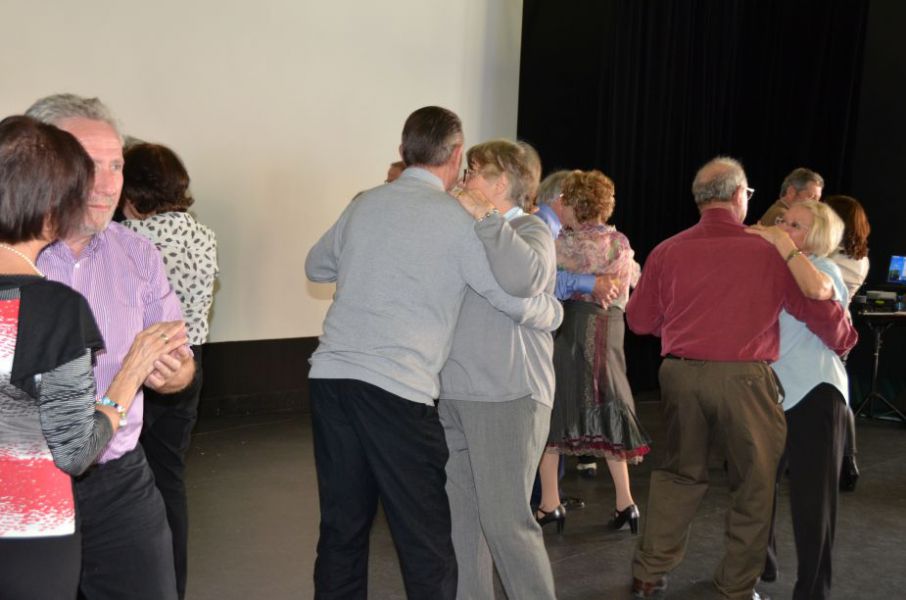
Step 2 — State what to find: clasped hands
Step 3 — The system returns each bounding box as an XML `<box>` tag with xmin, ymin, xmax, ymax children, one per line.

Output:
<box><xmin>593</xmin><ymin>275</ymin><xmax>621</xmax><ymax>305</ymax></box>
<box><xmin>124</xmin><ymin>321</ymin><xmax>192</xmax><ymax>390</ymax></box>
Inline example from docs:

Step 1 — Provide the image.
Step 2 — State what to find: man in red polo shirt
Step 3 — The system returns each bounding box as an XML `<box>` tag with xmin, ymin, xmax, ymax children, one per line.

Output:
<box><xmin>625</xmin><ymin>156</ymin><xmax>856</xmax><ymax>600</ymax></box>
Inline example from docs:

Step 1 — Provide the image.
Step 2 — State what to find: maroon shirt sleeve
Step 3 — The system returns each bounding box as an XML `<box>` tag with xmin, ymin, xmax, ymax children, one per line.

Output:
<box><xmin>625</xmin><ymin>248</ymin><xmax>663</xmax><ymax>337</ymax></box>
<box><xmin>779</xmin><ymin>263</ymin><xmax>858</xmax><ymax>355</ymax></box>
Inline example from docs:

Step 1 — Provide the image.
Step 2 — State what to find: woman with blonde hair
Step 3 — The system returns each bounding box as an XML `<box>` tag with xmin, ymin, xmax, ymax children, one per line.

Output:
<box><xmin>746</xmin><ymin>200</ymin><xmax>848</xmax><ymax>599</ymax></box>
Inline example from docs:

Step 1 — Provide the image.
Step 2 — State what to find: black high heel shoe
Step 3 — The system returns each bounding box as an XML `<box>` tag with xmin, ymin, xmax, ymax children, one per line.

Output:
<box><xmin>608</xmin><ymin>504</ymin><xmax>640</xmax><ymax>534</ymax></box>
<box><xmin>536</xmin><ymin>505</ymin><xmax>566</xmax><ymax>533</ymax></box>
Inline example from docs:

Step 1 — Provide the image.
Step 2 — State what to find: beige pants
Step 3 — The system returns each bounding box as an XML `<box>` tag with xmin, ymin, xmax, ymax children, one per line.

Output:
<box><xmin>632</xmin><ymin>358</ymin><xmax>786</xmax><ymax>599</ymax></box>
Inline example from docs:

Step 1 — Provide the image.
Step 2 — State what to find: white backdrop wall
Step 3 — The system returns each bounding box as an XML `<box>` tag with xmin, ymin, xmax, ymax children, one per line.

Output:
<box><xmin>0</xmin><ymin>0</ymin><xmax>524</xmax><ymax>342</ymax></box>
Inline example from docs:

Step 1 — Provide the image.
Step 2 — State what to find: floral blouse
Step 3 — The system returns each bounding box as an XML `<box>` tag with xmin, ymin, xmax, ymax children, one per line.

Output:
<box><xmin>556</xmin><ymin>223</ymin><xmax>640</xmax><ymax>309</ymax></box>
<box><xmin>122</xmin><ymin>212</ymin><xmax>218</xmax><ymax>345</ymax></box>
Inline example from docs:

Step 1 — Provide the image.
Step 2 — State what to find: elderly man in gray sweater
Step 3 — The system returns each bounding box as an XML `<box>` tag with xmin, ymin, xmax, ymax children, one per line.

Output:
<box><xmin>438</xmin><ymin>139</ymin><xmax>559</xmax><ymax>599</ymax></box>
<box><xmin>305</xmin><ymin>107</ymin><xmax>562</xmax><ymax>600</ymax></box>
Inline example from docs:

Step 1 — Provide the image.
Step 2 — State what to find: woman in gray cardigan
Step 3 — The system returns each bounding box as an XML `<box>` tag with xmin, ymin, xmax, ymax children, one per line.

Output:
<box><xmin>439</xmin><ymin>139</ymin><xmax>561</xmax><ymax>600</ymax></box>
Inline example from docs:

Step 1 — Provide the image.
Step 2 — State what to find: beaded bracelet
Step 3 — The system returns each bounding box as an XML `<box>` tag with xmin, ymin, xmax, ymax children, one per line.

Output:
<box><xmin>97</xmin><ymin>396</ymin><xmax>128</xmax><ymax>427</ymax></box>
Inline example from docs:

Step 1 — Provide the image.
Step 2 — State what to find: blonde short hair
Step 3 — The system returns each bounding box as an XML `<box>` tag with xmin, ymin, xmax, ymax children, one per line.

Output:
<box><xmin>796</xmin><ymin>200</ymin><xmax>844</xmax><ymax>257</ymax></box>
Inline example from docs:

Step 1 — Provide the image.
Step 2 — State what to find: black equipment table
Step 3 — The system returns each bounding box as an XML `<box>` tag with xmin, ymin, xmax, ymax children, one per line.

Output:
<box><xmin>853</xmin><ymin>311</ymin><xmax>906</xmax><ymax>424</ymax></box>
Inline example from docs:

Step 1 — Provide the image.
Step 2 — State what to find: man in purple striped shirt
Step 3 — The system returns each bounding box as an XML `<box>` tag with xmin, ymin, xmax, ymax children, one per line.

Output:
<box><xmin>30</xmin><ymin>94</ymin><xmax>194</xmax><ymax>600</ymax></box>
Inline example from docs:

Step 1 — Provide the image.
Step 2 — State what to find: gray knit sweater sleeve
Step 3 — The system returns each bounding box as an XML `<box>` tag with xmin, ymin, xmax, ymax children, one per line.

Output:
<box><xmin>306</xmin><ymin>201</ymin><xmax>356</xmax><ymax>282</ymax></box>
<box><xmin>474</xmin><ymin>213</ymin><xmax>556</xmax><ymax>297</ymax></box>
<box><xmin>38</xmin><ymin>349</ymin><xmax>114</xmax><ymax>476</ymax></box>
<box><xmin>462</xmin><ymin>213</ymin><xmax>562</xmax><ymax>331</ymax></box>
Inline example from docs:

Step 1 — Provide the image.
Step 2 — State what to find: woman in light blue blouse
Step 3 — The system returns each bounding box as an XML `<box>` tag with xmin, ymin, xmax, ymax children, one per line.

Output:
<box><xmin>746</xmin><ymin>200</ymin><xmax>847</xmax><ymax>600</ymax></box>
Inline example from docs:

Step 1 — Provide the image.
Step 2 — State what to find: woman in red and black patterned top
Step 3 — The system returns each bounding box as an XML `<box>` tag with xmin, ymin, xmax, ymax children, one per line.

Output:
<box><xmin>0</xmin><ymin>116</ymin><xmax>185</xmax><ymax>600</ymax></box>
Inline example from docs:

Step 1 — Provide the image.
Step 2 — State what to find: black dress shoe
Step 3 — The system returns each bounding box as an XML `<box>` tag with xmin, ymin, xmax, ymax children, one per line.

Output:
<box><xmin>631</xmin><ymin>576</ymin><xmax>667</xmax><ymax>598</ymax></box>
<box><xmin>536</xmin><ymin>505</ymin><xmax>566</xmax><ymax>533</ymax></box>
<box><xmin>608</xmin><ymin>504</ymin><xmax>640</xmax><ymax>534</ymax></box>
<box><xmin>840</xmin><ymin>455</ymin><xmax>859</xmax><ymax>492</ymax></box>
<box><xmin>561</xmin><ymin>495</ymin><xmax>585</xmax><ymax>510</ymax></box>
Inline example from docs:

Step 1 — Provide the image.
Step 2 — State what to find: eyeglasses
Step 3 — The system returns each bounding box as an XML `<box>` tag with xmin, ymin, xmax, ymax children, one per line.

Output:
<box><xmin>777</xmin><ymin>216</ymin><xmax>810</xmax><ymax>232</ymax></box>
<box><xmin>461</xmin><ymin>168</ymin><xmax>476</xmax><ymax>183</ymax></box>
<box><xmin>746</xmin><ymin>187</ymin><xmax>756</xmax><ymax>201</ymax></box>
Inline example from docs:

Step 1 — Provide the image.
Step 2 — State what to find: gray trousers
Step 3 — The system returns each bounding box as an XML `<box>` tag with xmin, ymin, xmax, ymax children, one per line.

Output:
<box><xmin>439</xmin><ymin>396</ymin><xmax>556</xmax><ymax>600</ymax></box>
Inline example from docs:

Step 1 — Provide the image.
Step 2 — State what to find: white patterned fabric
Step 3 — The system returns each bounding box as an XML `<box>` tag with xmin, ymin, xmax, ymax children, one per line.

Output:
<box><xmin>122</xmin><ymin>212</ymin><xmax>218</xmax><ymax>345</ymax></box>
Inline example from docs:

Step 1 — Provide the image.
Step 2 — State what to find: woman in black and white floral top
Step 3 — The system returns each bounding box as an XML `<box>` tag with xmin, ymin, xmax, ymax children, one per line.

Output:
<box><xmin>121</xmin><ymin>144</ymin><xmax>218</xmax><ymax>346</ymax></box>
<box><xmin>120</xmin><ymin>142</ymin><xmax>217</xmax><ymax>600</ymax></box>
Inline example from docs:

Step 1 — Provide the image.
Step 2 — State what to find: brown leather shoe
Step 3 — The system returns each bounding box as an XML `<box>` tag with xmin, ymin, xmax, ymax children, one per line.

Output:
<box><xmin>631</xmin><ymin>576</ymin><xmax>668</xmax><ymax>598</ymax></box>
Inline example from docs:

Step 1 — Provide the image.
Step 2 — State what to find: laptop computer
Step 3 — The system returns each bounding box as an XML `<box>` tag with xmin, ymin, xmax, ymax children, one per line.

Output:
<box><xmin>887</xmin><ymin>255</ymin><xmax>906</xmax><ymax>287</ymax></box>
<box><xmin>857</xmin><ymin>255</ymin><xmax>906</xmax><ymax>311</ymax></box>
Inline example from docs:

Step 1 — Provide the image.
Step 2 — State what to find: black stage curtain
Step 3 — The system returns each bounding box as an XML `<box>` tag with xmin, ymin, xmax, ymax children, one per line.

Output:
<box><xmin>518</xmin><ymin>0</ymin><xmax>870</xmax><ymax>391</ymax></box>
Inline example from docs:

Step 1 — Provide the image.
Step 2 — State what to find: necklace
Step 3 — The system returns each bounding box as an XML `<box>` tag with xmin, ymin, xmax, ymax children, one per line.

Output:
<box><xmin>0</xmin><ymin>243</ymin><xmax>45</xmax><ymax>277</ymax></box>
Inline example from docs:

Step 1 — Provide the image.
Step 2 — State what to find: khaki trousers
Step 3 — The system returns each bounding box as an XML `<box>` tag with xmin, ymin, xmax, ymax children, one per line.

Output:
<box><xmin>632</xmin><ymin>358</ymin><xmax>786</xmax><ymax>599</ymax></box>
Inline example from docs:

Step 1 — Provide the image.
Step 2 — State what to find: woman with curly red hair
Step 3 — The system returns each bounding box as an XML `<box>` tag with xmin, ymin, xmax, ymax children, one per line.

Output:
<box><xmin>537</xmin><ymin>169</ymin><xmax>651</xmax><ymax>534</ymax></box>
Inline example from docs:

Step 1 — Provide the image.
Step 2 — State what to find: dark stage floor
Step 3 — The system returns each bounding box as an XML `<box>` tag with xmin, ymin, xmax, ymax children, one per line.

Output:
<box><xmin>184</xmin><ymin>396</ymin><xmax>906</xmax><ymax>599</ymax></box>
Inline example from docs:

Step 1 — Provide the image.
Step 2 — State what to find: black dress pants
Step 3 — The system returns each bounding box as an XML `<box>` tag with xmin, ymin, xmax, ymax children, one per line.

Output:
<box><xmin>765</xmin><ymin>383</ymin><xmax>846</xmax><ymax>600</ymax></box>
<box><xmin>141</xmin><ymin>347</ymin><xmax>203</xmax><ymax>600</ymax></box>
<box><xmin>310</xmin><ymin>378</ymin><xmax>456</xmax><ymax>600</ymax></box>
<box><xmin>75</xmin><ymin>446</ymin><xmax>177</xmax><ymax>600</ymax></box>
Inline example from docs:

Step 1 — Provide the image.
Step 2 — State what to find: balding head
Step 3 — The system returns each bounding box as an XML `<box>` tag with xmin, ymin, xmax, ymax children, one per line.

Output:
<box><xmin>692</xmin><ymin>156</ymin><xmax>748</xmax><ymax>221</ymax></box>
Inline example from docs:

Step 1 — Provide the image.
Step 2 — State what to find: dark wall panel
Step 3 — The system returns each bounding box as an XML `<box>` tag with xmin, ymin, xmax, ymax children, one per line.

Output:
<box><xmin>199</xmin><ymin>337</ymin><xmax>318</xmax><ymax>417</ymax></box>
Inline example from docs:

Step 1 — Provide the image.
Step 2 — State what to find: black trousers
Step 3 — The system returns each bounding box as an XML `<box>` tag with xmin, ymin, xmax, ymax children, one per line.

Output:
<box><xmin>75</xmin><ymin>446</ymin><xmax>177</xmax><ymax>600</ymax></box>
<box><xmin>310</xmin><ymin>378</ymin><xmax>456</xmax><ymax>600</ymax></box>
<box><xmin>141</xmin><ymin>347</ymin><xmax>203</xmax><ymax>600</ymax></box>
<box><xmin>765</xmin><ymin>383</ymin><xmax>846</xmax><ymax>600</ymax></box>
<box><xmin>0</xmin><ymin>531</ymin><xmax>81</xmax><ymax>599</ymax></box>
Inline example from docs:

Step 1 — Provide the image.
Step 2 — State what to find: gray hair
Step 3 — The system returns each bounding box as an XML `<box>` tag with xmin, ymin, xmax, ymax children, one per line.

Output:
<box><xmin>779</xmin><ymin>167</ymin><xmax>824</xmax><ymax>197</ymax></box>
<box><xmin>465</xmin><ymin>139</ymin><xmax>540</xmax><ymax>211</ymax></box>
<box><xmin>400</xmin><ymin>106</ymin><xmax>462</xmax><ymax>167</ymax></box>
<box><xmin>692</xmin><ymin>156</ymin><xmax>746</xmax><ymax>206</ymax></box>
<box><xmin>536</xmin><ymin>170</ymin><xmax>571</xmax><ymax>206</ymax></box>
<box><xmin>25</xmin><ymin>94</ymin><xmax>123</xmax><ymax>142</ymax></box>
<box><xmin>518</xmin><ymin>141</ymin><xmax>542</xmax><ymax>210</ymax></box>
